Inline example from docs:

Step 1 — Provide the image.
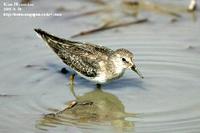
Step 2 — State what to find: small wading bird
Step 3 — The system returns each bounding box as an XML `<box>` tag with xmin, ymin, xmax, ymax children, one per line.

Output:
<box><xmin>34</xmin><ymin>29</ymin><xmax>143</xmax><ymax>85</ymax></box>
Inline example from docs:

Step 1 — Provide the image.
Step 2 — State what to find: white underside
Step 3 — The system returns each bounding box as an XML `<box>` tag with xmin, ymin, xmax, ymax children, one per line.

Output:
<box><xmin>73</xmin><ymin>56</ymin><xmax>126</xmax><ymax>84</ymax></box>
<box><xmin>76</xmin><ymin>71</ymin><xmax>107</xmax><ymax>84</ymax></box>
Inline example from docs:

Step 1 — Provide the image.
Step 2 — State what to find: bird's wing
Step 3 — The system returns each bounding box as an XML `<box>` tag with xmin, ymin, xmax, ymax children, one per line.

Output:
<box><xmin>34</xmin><ymin>29</ymin><xmax>83</xmax><ymax>54</ymax></box>
<box><xmin>34</xmin><ymin>29</ymin><xmax>110</xmax><ymax>77</ymax></box>
<box><xmin>57</xmin><ymin>46</ymin><xmax>100</xmax><ymax>77</ymax></box>
<box><xmin>81</xmin><ymin>43</ymin><xmax>114</xmax><ymax>60</ymax></box>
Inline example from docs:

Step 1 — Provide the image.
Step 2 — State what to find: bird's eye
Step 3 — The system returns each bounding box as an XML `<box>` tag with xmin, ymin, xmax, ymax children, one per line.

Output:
<box><xmin>122</xmin><ymin>58</ymin><xmax>126</xmax><ymax>62</ymax></box>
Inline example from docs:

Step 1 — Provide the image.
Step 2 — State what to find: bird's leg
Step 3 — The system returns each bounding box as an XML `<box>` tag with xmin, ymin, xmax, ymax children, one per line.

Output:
<box><xmin>60</xmin><ymin>68</ymin><xmax>77</xmax><ymax>98</ymax></box>
<box><xmin>96</xmin><ymin>84</ymin><xmax>101</xmax><ymax>89</ymax></box>
<box><xmin>69</xmin><ymin>81</ymin><xmax>77</xmax><ymax>98</ymax></box>
<box><xmin>69</xmin><ymin>73</ymin><xmax>75</xmax><ymax>85</ymax></box>
<box><xmin>69</xmin><ymin>74</ymin><xmax>77</xmax><ymax>98</ymax></box>
<box><xmin>60</xmin><ymin>67</ymin><xmax>68</xmax><ymax>74</ymax></box>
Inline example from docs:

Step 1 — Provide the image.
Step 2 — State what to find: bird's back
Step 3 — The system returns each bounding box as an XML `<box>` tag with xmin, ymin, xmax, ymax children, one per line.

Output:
<box><xmin>34</xmin><ymin>29</ymin><xmax>113</xmax><ymax>59</ymax></box>
<box><xmin>34</xmin><ymin>29</ymin><xmax>81</xmax><ymax>53</ymax></box>
<box><xmin>34</xmin><ymin>29</ymin><xmax>113</xmax><ymax>77</ymax></box>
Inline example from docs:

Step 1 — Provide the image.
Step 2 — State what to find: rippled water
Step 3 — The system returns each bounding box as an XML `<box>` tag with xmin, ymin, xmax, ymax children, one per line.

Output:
<box><xmin>0</xmin><ymin>0</ymin><xmax>200</xmax><ymax>133</ymax></box>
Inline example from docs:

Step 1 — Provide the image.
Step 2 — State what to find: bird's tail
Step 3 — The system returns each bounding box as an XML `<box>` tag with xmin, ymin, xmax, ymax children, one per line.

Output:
<box><xmin>34</xmin><ymin>29</ymin><xmax>80</xmax><ymax>54</ymax></box>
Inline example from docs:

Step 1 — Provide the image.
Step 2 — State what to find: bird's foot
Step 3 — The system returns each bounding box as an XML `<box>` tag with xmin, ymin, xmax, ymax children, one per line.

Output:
<box><xmin>96</xmin><ymin>84</ymin><xmax>101</xmax><ymax>89</ymax></box>
<box><xmin>60</xmin><ymin>67</ymin><xmax>68</xmax><ymax>74</ymax></box>
<box><xmin>69</xmin><ymin>74</ymin><xmax>75</xmax><ymax>85</ymax></box>
<box><xmin>69</xmin><ymin>74</ymin><xmax>77</xmax><ymax>98</ymax></box>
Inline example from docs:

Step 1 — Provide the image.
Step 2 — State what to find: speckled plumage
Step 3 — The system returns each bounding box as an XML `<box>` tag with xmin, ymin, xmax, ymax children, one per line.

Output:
<box><xmin>34</xmin><ymin>29</ymin><xmax>143</xmax><ymax>84</ymax></box>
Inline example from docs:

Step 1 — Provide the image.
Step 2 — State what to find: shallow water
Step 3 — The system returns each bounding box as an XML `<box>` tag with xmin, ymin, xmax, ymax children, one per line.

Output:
<box><xmin>0</xmin><ymin>0</ymin><xmax>200</xmax><ymax>133</ymax></box>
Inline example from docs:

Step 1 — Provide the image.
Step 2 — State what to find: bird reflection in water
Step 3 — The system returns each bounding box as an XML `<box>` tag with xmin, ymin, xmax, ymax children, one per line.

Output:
<box><xmin>37</xmin><ymin>84</ymin><xmax>136</xmax><ymax>132</ymax></box>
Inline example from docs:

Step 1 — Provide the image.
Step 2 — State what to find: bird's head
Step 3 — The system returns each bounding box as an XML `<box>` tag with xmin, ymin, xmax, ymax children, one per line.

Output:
<box><xmin>112</xmin><ymin>48</ymin><xmax>144</xmax><ymax>79</ymax></box>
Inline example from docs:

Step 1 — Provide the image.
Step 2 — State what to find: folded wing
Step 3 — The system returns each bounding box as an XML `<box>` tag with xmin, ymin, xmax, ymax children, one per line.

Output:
<box><xmin>34</xmin><ymin>29</ymin><xmax>114</xmax><ymax>77</ymax></box>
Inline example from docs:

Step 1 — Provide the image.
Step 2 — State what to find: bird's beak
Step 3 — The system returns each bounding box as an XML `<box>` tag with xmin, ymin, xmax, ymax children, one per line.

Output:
<box><xmin>131</xmin><ymin>65</ymin><xmax>144</xmax><ymax>79</ymax></box>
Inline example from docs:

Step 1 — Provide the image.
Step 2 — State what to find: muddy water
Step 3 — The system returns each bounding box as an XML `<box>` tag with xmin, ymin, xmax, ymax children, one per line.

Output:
<box><xmin>0</xmin><ymin>0</ymin><xmax>200</xmax><ymax>133</ymax></box>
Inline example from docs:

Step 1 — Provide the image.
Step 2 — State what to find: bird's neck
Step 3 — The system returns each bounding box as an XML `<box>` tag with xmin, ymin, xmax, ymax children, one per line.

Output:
<box><xmin>108</xmin><ymin>57</ymin><xmax>125</xmax><ymax>77</ymax></box>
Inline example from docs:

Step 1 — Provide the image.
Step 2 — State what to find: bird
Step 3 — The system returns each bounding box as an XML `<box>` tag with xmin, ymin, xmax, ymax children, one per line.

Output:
<box><xmin>34</xmin><ymin>29</ymin><xmax>144</xmax><ymax>85</ymax></box>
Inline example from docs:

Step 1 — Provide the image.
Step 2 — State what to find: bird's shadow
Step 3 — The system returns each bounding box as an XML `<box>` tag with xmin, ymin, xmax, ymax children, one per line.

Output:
<box><xmin>36</xmin><ymin>80</ymin><xmax>136</xmax><ymax>131</ymax></box>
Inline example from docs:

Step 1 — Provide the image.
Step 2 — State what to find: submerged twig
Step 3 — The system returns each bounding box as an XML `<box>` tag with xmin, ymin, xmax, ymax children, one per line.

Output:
<box><xmin>65</xmin><ymin>7</ymin><xmax>112</xmax><ymax>20</ymax></box>
<box><xmin>0</xmin><ymin>94</ymin><xmax>17</xmax><ymax>97</ymax></box>
<box><xmin>122</xmin><ymin>0</ymin><xmax>182</xmax><ymax>18</ymax></box>
<box><xmin>71</xmin><ymin>18</ymin><xmax>148</xmax><ymax>38</ymax></box>
<box><xmin>21</xmin><ymin>0</ymin><xmax>32</xmax><ymax>4</ymax></box>
<box><xmin>187</xmin><ymin>0</ymin><xmax>197</xmax><ymax>21</ymax></box>
<box><xmin>188</xmin><ymin>0</ymin><xmax>197</xmax><ymax>12</ymax></box>
<box><xmin>25</xmin><ymin>64</ymin><xmax>48</xmax><ymax>71</ymax></box>
<box><xmin>56</xmin><ymin>6</ymin><xmax>69</xmax><ymax>13</ymax></box>
<box><xmin>85</xmin><ymin>0</ymin><xmax>107</xmax><ymax>5</ymax></box>
<box><xmin>122</xmin><ymin>0</ymin><xmax>140</xmax><ymax>17</ymax></box>
<box><xmin>66</xmin><ymin>9</ymin><xmax>105</xmax><ymax>20</ymax></box>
